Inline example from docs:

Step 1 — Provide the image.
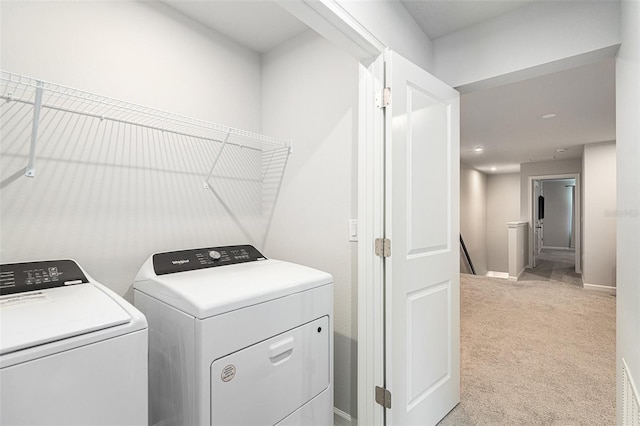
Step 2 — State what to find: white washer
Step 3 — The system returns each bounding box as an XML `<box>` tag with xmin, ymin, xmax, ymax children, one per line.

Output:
<box><xmin>0</xmin><ymin>259</ymin><xmax>148</xmax><ymax>426</ymax></box>
<box><xmin>133</xmin><ymin>245</ymin><xmax>333</xmax><ymax>426</ymax></box>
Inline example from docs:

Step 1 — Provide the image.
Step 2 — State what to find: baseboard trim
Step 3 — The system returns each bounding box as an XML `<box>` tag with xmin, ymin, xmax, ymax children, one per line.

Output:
<box><xmin>583</xmin><ymin>283</ymin><xmax>617</xmax><ymax>295</ymax></box>
<box><xmin>486</xmin><ymin>271</ymin><xmax>509</xmax><ymax>279</ymax></box>
<box><xmin>508</xmin><ymin>268</ymin><xmax>525</xmax><ymax>282</ymax></box>
<box><xmin>334</xmin><ymin>408</ymin><xmax>353</xmax><ymax>426</ymax></box>
<box><xmin>542</xmin><ymin>246</ymin><xmax>574</xmax><ymax>251</ymax></box>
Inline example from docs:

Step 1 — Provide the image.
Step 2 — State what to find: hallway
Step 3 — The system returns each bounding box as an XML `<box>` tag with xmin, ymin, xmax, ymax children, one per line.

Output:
<box><xmin>521</xmin><ymin>248</ymin><xmax>582</xmax><ymax>287</ymax></box>
<box><xmin>439</xmin><ymin>268</ymin><xmax>615</xmax><ymax>425</ymax></box>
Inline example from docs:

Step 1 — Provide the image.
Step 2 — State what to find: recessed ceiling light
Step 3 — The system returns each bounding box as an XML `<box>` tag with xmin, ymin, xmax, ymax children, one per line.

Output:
<box><xmin>541</xmin><ymin>113</ymin><xmax>557</xmax><ymax>119</ymax></box>
<box><xmin>490</xmin><ymin>167</ymin><xmax>497</xmax><ymax>172</ymax></box>
<box><xmin>473</xmin><ymin>146</ymin><xmax>484</xmax><ymax>153</ymax></box>
<box><xmin>556</xmin><ymin>148</ymin><xmax>566</xmax><ymax>153</ymax></box>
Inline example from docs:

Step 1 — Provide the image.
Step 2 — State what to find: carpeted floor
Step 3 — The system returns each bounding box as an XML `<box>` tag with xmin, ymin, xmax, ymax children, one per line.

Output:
<box><xmin>439</xmin><ymin>259</ymin><xmax>616</xmax><ymax>425</ymax></box>
<box><xmin>520</xmin><ymin>249</ymin><xmax>583</xmax><ymax>287</ymax></box>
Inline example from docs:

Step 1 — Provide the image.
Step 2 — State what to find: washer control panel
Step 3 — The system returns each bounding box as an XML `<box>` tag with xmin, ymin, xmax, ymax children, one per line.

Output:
<box><xmin>0</xmin><ymin>260</ymin><xmax>88</xmax><ymax>296</ymax></box>
<box><xmin>153</xmin><ymin>245</ymin><xmax>267</xmax><ymax>276</ymax></box>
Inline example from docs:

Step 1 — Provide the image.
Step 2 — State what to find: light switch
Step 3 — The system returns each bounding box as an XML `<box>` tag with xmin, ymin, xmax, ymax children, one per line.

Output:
<box><xmin>348</xmin><ymin>219</ymin><xmax>358</xmax><ymax>242</ymax></box>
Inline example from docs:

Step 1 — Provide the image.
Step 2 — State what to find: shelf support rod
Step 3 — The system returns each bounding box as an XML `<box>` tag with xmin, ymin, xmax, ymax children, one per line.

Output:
<box><xmin>25</xmin><ymin>80</ymin><xmax>44</xmax><ymax>178</ymax></box>
<box><xmin>203</xmin><ymin>129</ymin><xmax>232</xmax><ymax>189</ymax></box>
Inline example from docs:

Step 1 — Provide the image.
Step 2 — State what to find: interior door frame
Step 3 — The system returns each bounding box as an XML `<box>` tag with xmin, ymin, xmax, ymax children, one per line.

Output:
<box><xmin>276</xmin><ymin>5</ymin><xmax>462</xmax><ymax>424</ymax></box>
<box><xmin>532</xmin><ymin>179</ymin><xmax>542</xmax><ymax>268</ymax></box>
<box><xmin>356</xmin><ymin>56</ymin><xmax>386</xmax><ymax>426</ymax></box>
<box><xmin>527</xmin><ymin>173</ymin><xmax>582</xmax><ymax>274</ymax></box>
<box><xmin>277</xmin><ymin>4</ymin><xmax>459</xmax><ymax>424</ymax></box>
<box><xmin>275</xmin><ymin>2</ymin><xmax>386</xmax><ymax>425</ymax></box>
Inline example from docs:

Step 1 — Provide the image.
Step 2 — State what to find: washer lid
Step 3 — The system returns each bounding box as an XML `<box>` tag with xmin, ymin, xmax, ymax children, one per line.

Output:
<box><xmin>0</xmin><ymin>283</ymin><xmax>131</xmax><ymax>356</ymax></box>
<box><xmin>134</xmin><ymin>258</ymin><xmax>333</xmax><ymax>319</ymax></box>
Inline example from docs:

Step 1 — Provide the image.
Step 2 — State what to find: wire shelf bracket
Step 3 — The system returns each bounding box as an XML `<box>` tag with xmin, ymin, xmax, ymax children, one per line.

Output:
<box><xmin>24</xmin><ymin>80</ymin><xmax>43</xmax><ymax>177</ymax></box>
<box><xmin>203</xmin><ymin>130</ymin><xmax>232</xmax><ymax>190</ymax></box>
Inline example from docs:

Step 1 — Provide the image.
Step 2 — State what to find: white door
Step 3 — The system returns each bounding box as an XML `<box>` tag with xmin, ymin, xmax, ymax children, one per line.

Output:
<box><xmin>384</xmin><ymin>50</ymin><xmax>460</xmax><ymax>425</ymax></box>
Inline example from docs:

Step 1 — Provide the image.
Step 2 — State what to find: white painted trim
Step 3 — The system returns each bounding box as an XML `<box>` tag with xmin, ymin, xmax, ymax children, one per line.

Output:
<box><xmin>334</xmin><ymin>407</ymin><xmax>354</xmax><ymax>426</ymax></box>
<box><xmin>356</xmin><ymin>57</ymin><xmax>385</xmax><ymax>426</ymax></box>
<box><xmin>583</xmin><ymin>283</ymin><xmax>617</xmax><ymax>295</ymax></box>
<box><xmin>507</xmin><ymin>221</ymin><xmax>528</xmax><ymax>228</ymax></box>
<box><xmin>508</xmin><ymin>268</ymin><xmax>525</xmax><ymax>281</ymax></box>
<box><xmin>542</xmin><ymin>246</ymin><xmax>574</xmax><ymax>251</ymax></box>
<box><xmin>485</xmin><ymin>271</ymin><xmax>509</xmax><ymax>279</ymax></box>
<box><xmin>278</xmin><ymin>4</ymin><xmax>386</xmax><ymax>425</ymax></box>
<box><xmin>276</xmin><ymin>0</ymin><xmax>385</xmax><ymax>62</ymax></box>
<box><xmin>527</xmin><ymin>174</ymin><xmax>581</xmax><ymax>274</ymax></box>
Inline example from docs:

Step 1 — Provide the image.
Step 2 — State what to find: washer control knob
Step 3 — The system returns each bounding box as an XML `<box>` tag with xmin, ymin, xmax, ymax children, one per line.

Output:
<box><xmin>209</xmin><ymin>250</ymin><xmax>222</xmax><ymax>260</ymax></box>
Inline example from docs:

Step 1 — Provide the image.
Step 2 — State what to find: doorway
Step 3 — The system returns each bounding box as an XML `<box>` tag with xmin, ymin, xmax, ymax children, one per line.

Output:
<box><xmin>529</xmin><ymin>174</ymin><xmax>581</xmax><ymax>276</ymax></box>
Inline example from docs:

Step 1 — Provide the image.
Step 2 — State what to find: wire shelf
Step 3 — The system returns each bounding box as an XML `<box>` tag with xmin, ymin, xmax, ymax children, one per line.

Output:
<box><xmin>0</xmin><ymin>70</ymin><xmax>291</xmax><ymax>176</ymax></box>
<box><xmin>1</xmin><ymin>70</ymin><xmax>291</xmax><ymax>245</ymax></box>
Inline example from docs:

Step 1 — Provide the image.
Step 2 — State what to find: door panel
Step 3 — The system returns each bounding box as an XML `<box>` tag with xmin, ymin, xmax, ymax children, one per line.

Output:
<box><xmin>406</xmin><ymin>280</ymin><xmax>451</xmax><ymax>408</ymax></box>
<box><xmin>406</xmin><ymin>84</ymin><xmax>449</xmax><ymax>255</ymax></box>
<box><xmin>385</xmin><ymin>50</ymin><xmax>460</xmax><ymax>426</ymax></box>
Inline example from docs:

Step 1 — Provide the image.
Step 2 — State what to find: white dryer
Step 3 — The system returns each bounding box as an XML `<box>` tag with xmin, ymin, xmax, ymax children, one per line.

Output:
<box><xmin>133</xmin><ymin>245</ymin><xmax>333</xmax><ymax>426</ymax></box>
<box><xmin>0</xmin><ymin>259</ymin><xmax>148</xmax><ymax>426</ymax></box>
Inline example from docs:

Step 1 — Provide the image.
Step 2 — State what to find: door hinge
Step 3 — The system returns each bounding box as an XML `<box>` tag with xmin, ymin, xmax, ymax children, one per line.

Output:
<box><xmin>375</xmin><ymin>87</ymin><xmax>391</xmax><ymax>109</ymax></box>
<box><xmin>375</xmin><ymin>386</ymin><xmax>392</xmax><ymax>409</ymax></box>
<box><xmin>375</xmin><ymin>238</ymin><xmax>391</xmax><ymax>257</ymax></box>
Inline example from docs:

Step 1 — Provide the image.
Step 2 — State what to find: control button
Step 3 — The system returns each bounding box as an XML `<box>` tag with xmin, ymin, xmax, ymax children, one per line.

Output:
<box><xmin>209</xmin><ymin>251</ymin><xmax>222</xmax><ymax>260</ymax></box>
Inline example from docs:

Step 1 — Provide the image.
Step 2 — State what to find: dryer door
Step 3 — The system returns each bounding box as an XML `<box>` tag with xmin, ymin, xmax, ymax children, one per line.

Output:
<box><xmin>210</xmin><ymin>316</ymin><xmax>329</xmax><ymax>425</ymax></box>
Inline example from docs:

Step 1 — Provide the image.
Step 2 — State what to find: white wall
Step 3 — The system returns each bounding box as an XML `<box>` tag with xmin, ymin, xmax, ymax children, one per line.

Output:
<box><xmin>486</xmin><ymin>173</ymin><xmax>520</xmax><ymax>273</ymax></box>
<box><xmin>582</xmin><ymin>142</ymin><xmax>616</xmax><ymax>289</ymax></box>
<box><xmin>542</xmin><ymin>180</ymin><xmax>574</xmax><ymax>249</ymax></box>
<box><xmin>432</xmin><ymin>0</ymin><xmax>621</xmax><ymax>90</ymax></box>
<box><xmin>0</xmin><ymin>1</ymin><xmax>262</xmax><ymax>130</ymax></box>
<box><xmin>459</xmin><ymin>162</ymin><xmax>487</xmax><ymax>275</ymax></box>
<box><xmin>0</xmin><ymin>1</ymin><xmax>265</xmax><ymax>299</ymax></box>
<box><xmin>616</xmin><ymin>0</ymin><xmax>640</xmax><ymax>419</ymax></box>
<box><xmin>260</xmin><ymin>30</ymin><xmax>359</xmax><ymax>420</ymax></box>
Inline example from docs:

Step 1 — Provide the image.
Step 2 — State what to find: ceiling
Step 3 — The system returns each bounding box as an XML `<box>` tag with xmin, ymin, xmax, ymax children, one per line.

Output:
<box><xmin>400</xmin><ymin>0</ymin><xmax>538</xmax><ymax>39</ymax></box>
<box><xmin>461</xmin><ymin>58</ymin><xmax>616</xmax><ymax>174</ymax></box>
<box><xmin>163</xmin><ymin>1</ymin><xmax>616</xmax><ymax>175</ymax></box>
<box><xmin>163</xmin><ymin>1</ymin><xmax>308</xmax><ymax>53</ymax></box>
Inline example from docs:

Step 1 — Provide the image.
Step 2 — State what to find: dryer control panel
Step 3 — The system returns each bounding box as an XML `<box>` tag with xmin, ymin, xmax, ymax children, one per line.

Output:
<box><xmin>153</xmin><ymin>245</ymin><xmax>267</xmax><ymax>276</ymax></box>
<box><xmin>0</xmin><ymin>260</ymin><xmax>88</xmax><ymax>296</ymax></box>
